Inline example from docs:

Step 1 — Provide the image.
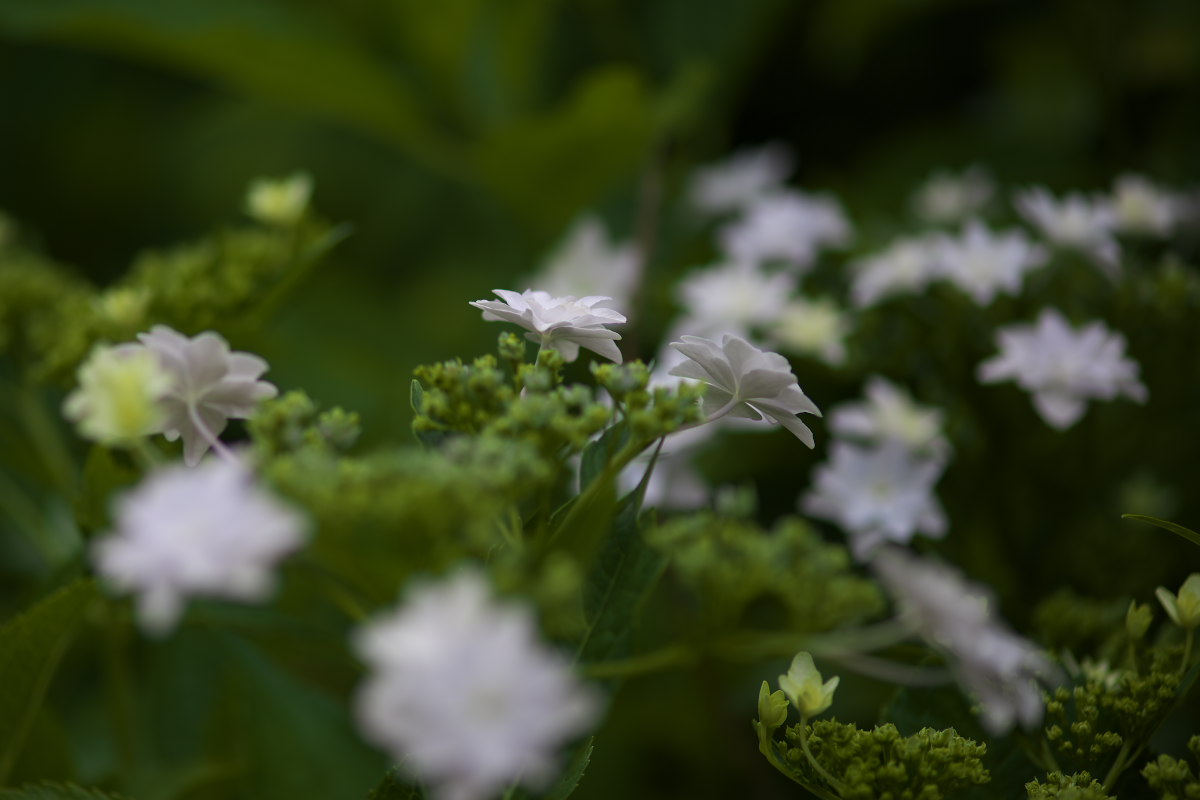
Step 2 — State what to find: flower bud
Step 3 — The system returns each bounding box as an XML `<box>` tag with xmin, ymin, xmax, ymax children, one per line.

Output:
<box><xmin>245</xmin><ymin>172</ymin><xmax>312</xmax><ymax>226</ymax></box>
<box><xmin>1156</xmin><ymin>574</ymin><xmax>1200</xmax><ymax>630</ymax></box>
<box><xmin>778</xmin><ymin>651</ymin><xmax>839</xmax><ymax>719</ymax></box>
<box><xmin>1125</xmin><ymin>600</ymin><xmax>1152</xmax><ymax>639</ymax></box>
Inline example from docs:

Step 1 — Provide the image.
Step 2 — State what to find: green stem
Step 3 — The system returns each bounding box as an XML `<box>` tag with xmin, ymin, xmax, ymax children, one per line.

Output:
<box><xmin>582</xmin><ymin>644</ymin><xmax>697</xmax><ymax>680</ymax></box>
<box><xmin>799</xmin><ymin>715</ymin><xmax>846</xmax><ymax>796</ymax></box>
<box><xmin>1101</xmin><ymin>739</ymin><xmax>1132</xmax><ymax>792</ymax></box>
<box><xmin>1182</xmin><ymin>628</ymin><xmax>1194</xmax><ymax>676</ymax></box>
<box><xmin>131</xmin><ymin>439</ymin><xmax>163</xmax><ymax>471</ymax></box>
<box><xmin>102</xmin><ymin>598</ymin><xmax>137</xmax><ymax>778</ymax></box>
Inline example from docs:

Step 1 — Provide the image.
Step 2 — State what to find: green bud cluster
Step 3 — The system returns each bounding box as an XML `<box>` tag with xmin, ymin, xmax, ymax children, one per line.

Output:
<box><xmin>248</xmin><ymin>390</ymin><xmax>361</xmax><ymax>458</ymax></box>
<box><xmin>1034</xmin><ymin>590</ymin><xmax>1129</xmax><ymax>661</ymax></box>
<box><xmin>593</xmin><ymin>360</ymin><xmax>706</xmax><ymax>439</ymax></box>
<box><xmin>1142</xmin><ymin>736</ymin><xmax>1200</xmax><ymax>800</ymax></box>
<box><xmin>413</xmin><ymin>355</ymin><xmax>517</xmax><ymax>435</ymax></box>
<box><xmin>0</xmin><ymin>248</ymin><xmax>91</xmax><ymax>369</ymax></box>
<box><xmin>1025</xmin><ymin>771</ymin><xmax>1114</xmax><ymax>799</ymax></box>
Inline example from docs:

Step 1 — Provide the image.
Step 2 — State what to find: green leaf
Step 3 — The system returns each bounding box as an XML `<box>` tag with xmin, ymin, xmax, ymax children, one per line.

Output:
<box><xmin>541</xmin><ymin>738</ymin><xmax>593</xmax><ymax>800</ymax></box>
<box><xmin>74</xmin><ymin>446</ymin><xmax>140</xmax><ymax>533</ymax></box>
<box><xmin>579</xmin><ymin>425</ymin><xmax>630</xmax><ymax>493</ymax></box>
<box><xmin>0</xmin><ymin>580</ymin><xmax>99</xmax><ymax>784</ymax></box>
<box><xmin>409</xmin><ymin>380</ymin><xmax>425</xmax><ymax>416</ymax></box>
<box><xmin>365</xmin><ymin>768</ymin><xmax>425</xmax><ymax>800</ymax></box>
<box><xmin>1122</xmin><ymin>513</ymin><xmax>1200</xmax><ymax>548</ymax></box>
<box><xmin>0</xmin><ymin>784</ymin><xmax>125</xmax><ymax>799</ymax></box>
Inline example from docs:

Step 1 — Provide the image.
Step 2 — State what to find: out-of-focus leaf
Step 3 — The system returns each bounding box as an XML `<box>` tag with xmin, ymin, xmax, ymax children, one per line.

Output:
<box><xmin>365</xmin><ymin>768</ymin><xmax>424</xmax><ymax>800</ymax></box>
<box><xmin>541</xmin><ymin>738</ymin><xmax>593</xmax><ymax>800</ymax></box>
<box><xmin>579</xmin><ymin>425</ymin><xmax>629</xmax><ymax>493</ymax></box>
<box><xmin>1122</xmin><ymin>513</ymin><xmax>1200</xmax><ymax>548</ymax></box>
<box><xmin>0</xmin><ymin>784</ymin><xmax>124</xmax><ymax>799</ymax></box>
<box><xmin>74</xmin><ymin>447</ymin><xmax>139</xmax><ymax>534</ymax></box>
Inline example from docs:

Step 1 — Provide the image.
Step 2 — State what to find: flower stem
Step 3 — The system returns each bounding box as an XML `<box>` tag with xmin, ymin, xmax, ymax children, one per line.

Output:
<box><xmin>186</xmin><ymin>404</ymin><xmax>240</xmax><ymax>465</ymax></box>
<box><xmin>1102</xmin><ymin>739</ymin><xmax>1132</xmax><ymax>792</ymax></box>
<box><xmin>1182</xmin><ymin>628</ymin><xmax>1194</xmax><ymax>676</ymax></box>
<box><xmin>582</xmin><ymin>644</ymin><xmax>698</xmax><ymax>679</ymax></box>
<box><xmin>799</xmin><ymin>715</ymin><xmax>846</xmax><ymax>796</ymax></box>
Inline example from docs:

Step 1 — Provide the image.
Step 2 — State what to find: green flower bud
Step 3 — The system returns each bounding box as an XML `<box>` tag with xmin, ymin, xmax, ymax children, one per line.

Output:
<box><xmin>497</xmin><ymin>332</ymin><xmax>526</xmax><ymax>363</ymax></box>
<box><xmin>778</xmin><ymin>652</ymin><xmax>839</xmax><ymax>719</ymax></box>
<box><xmin>1126</xmin><ymin>600</ymin><xmax>1152</xmax><ymax>639</ymax></box>
<box><xmin>1156</xmin><ymin>574</ymin><xmax>1200</xmax><ymax>629</ymax></box>
<box><xmin>757</xmin><ymin>680</ymin><xmax>789</xmax><ymax>733</ymax></box>
<box><xmin>245</xmin><ymin>172</ymin><xmax>312</xmax><ymax>225</ymax></box>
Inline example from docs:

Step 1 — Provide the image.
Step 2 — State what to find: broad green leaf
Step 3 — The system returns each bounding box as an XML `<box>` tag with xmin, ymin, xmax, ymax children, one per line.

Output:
<box><xmin>0</xmin><ymin>784</ymin><xmax>124</xmax><ymax>799</ymax></box>
<box><xmin>541</xmin><ymin>738</ymin><xmax>593</xmax><ymax>800</ymax></box>
<box><xmin>0</xmin><ymin>580</ymin><xmax>99</xmax><ymax>784</ymax></box>
<box><xmin>1122</xmin><ymin>513</ymin><xmax>1200</xmax><ymax>548</ymax></box>
<box><xmin>579</xmin><ymin>425</ymin><xmax>630</xmax><ymax>493</ymax></box>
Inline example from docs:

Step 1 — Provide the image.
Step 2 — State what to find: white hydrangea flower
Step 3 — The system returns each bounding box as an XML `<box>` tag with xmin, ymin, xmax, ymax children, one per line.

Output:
<box><xmin>911</xmin><ymin>165</ymin><xmax>994</xmax><ymax>224</ymax></box>
<box><xmin>937</xmin><ymin>219</ymin><xmax>1048</xmax><ymax>305</ymax></box>
<box><xmin>245</xmin><ymin>172</ymin><xmax>313</xmax><ymax>226</ymax></box>
<box><xmin>871</xmin><ymin>547</ymin><xmax>1057</xmax><ymax>735</ymax></box>
<box><xmin>1109</xmin><ymin>173</ymin><xmax>1178</xmax><ymax>237</ymax></box>
<box><xmin>778</xmin><ymin>652</ymin><xmax>839</xmax><ymax>718</ymax></box>
<box><xmin>689</xmin><ymin>142</ymin><xmax>793</xmax><ymax>215</ymax></box>
<box><xmin>1014</xmin><ymin>187</ymin><xmax>1120</xmax><ymax>276</ymax></box>
<box><xmin>532</xmin><ymin>216</ymin><xmax>641</xmax><ymax>311</ymax></box>
<box><xmin>92</xmin><ymin>459</ymin><xmax>307</xmax><ymax>635</ymax></box>
<box><xmin>767</xmin><ymin>295</ymin><xmax>852</xmax><ymax>367</ymax></box>
<box><xmin>470</xmin><ymin>289</ymin><xmax>626</xmax><ymax>364</ymax></box>
<box><xmin>849</xmin><ymin>234</ymin><xmax>944</xmax><ymax>308</ymax></box>
<box><xmin>828</xmin><ymin>376</ymin><xmax>950</xmax><ymax>459</ymax></box>
<box><xmin>352</xmin><ymin>570</ymin><xmax>598</xmax><ymax>800</ymax></box>
<box><xmin>63</xmin><ymin>343</ymin><xmax>171</xmax><ymax>446</ymax></box>
<box><xmin>719</xmin><ymin>190</ymin><xmax>851</xmax><ymax>271</ymax></box>
<box><xmin>138</xmin><ymin>326</ymin><xmax>279</xmax><ymax>466</ymax></box>
<box><xmin>801</xmin><ymin>441</ymin><xmax>947</xmax><ymax>559</ymax></box>
<box><xmin>675</xmin><ymin>261</ymin><xmax>795</xmax><ymax>338</ymax></box>
<box><xmin>977</xmin><ymin>308</ymin><xmax>1147</xmax><ymax>430</ymax></box>
<box><xmin>668</xmin><ymin>334</ymin><xmax>822</xmax><ymax>447</ymax></box>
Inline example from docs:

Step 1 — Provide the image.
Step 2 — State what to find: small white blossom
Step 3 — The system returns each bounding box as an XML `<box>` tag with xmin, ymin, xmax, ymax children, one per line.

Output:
<box><xmin>801</xmin><ymin>441</ymin><xmax>946</xmax><ymax>559</ymax></box>
<box><xmin>871</xmin><ymin>547</ymin><xmax>1057</xmax><ymax>735</ymax></box>
<box><xmin>676</xmin><ymin>261</ymin><xmax>795</xmax><ymax>338</ymax></box>
<box><xmin>1156</xmin><ymin>574</ymin><xmax>1200</xmax><ymax>630</ymax></box>
<box><xmin>977</xmin><ymin>309</ymin><xmax>1147</xmax><ymax>430</ymax></box>
<box><xmin>1014</xmin><ymin>187</ymin><xmax>1120</xmax><ymax>276</ymax></box>
<box><xmin>532</xmin><ymin>216</ymin><xmax>640</xmax><ymax>310</ymax></box>
<box><xmin>1109</xmin><ymin>173</ymin><xmax>1178</xmax><ymax>237</ymax></box>
<box><xmin>138</xmin><ymin>326</ymin><xmax>279</xmax><ymax>466</ymax></box>
<box><xmin>849</xmin><ymin>234</ymin><xmax>944</xmax><ymax>308</ymax></box>
<box><xmin>937</xmin><ymin>220</ymin><xmax>1048</xmax><ymax>305</ymax></box>
<box><xmin>245</xmin><ymin>172</ymin><xmax>313</xmax><ymax>226</ymax></box>
<box><xmin>767</xmin><ymin>295</ymin><xmax>852</xmax><ymax>367</ymax></box>
<box><xmin>778</xmin><ymin>652</ymin><xmax>839</xmax><ymax>718</ymax></box>
<box><xmin>719</xmin><ymin>190</ymin><xmax>851</xmax><ymax>271</ymax></box>
<box><xmin>668</xmin><ymin>334</ymin><xmax>821</xmax><ymax>446</ymax></box>
<box><xmin>470</xmin><ymin>289</ymin><xmax>626</xmax><ymax>364</ymax></box>
<box><xmin>828</xmin><ymin>376</ymin><xmax>950</xmax><ymax>459</ymax></box>
<box><xmin>92</xmin><ymin>459</ymin><xmax>307</xmax><ymax>635</ymax></box>
<box><xmin>689</xmin><ymin>142</ymin><xmax>793</xmax><ymax>215</ymax></box>
<box><xmin>353</xmin><ymin>571</ymin><xmax>598</xmax><ymax>800</ymax></box>
<box><xmin>63</xmin><ymin>343</ymin><xmax>171</xmax><ymax>446</ymax></box>
<box><xmin>911</xmin><ymin>165</ymin><xmax>994</xmax><ymax>224</ymax></box>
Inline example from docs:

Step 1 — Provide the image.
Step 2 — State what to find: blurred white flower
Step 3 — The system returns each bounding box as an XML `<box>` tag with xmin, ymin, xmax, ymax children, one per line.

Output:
<box><xmin>871</xmin><ymin>547</ymin><xmax>1057</xmax><ymax>735</ymax></box>
<box><xmin>139</xmin><ymin>326</ymin><xmax>279</xmax><ymax>466</ymax></box>
<box><xmin>719</xmin><ymin>190</ymin><xmax>851</xmax><ymax>271</ymax></box>
<box><xmin>63</xmin><ymin>343</ymin><xmax>171</xmax><ymax>446</ymax></box>
<box><xmin>937</xmin><ymin>220</ymin><xmax>1048</xmax><ymax>305</ymax></box>
<box><xmin>801</xmin><ymin>441</ymin><xmax>946</xmax><ymax>559</ymax></box>
<box><xmin>669</xmin><ymin>334</ymin><xmax>822</xmax><ymax>447</ymax></box>
<box><xmin>828</xmin><ymin>376</ymin><xmax>950</xmax><ymax>459</ymax></box>
<box><xmin>1109</xmin><ymin>173</ymin><xmax>1178</xmax><ymax>237</ymax></box>
<box><xmin>92</xmin><ymin>459</ymin><xmax>307</xmax><ymax>635</ymax></box>
<box><xmin>689</xmin><ymin>142</ymin><xmax>793</xmax><ymax>215</ymax></box>
<box><xmin>676</xmin><ymin>261</ymin><xmax>795</xmax><ymax>337</ymax></box>
<box><xmin>849</xmin><ymin>234</ymin><xmax>943</xmax><ymax>308</ymax></box>
<box><xmin>245</xmin><ymin>172</ymin><xmax>313</xmax><ymax>226</ymax></box>
<box><xmin>532</xmin><ymin>216</ymin><xmax>641</xmax><ymax>311</ymax></box>
<box><xmin>977</xmin><ymin>308</ymin><xmax>1147</xmax><ymax>430</ymax></box>
<box><xmin>352</xmin><ymin>570</ymin><xmax>598</xmax><ymax>800</ymax></box>
<box><xmin>1014</xmin><ymin>187</ymin><xmax>1120</xmax><ymax>276</ymax></box>
<box><xmin>470</xmin><ymin>289</ymin><xmax>626</xmax><ymax>364</ymax></box>
<box><xmin>911</xmin><ymin>165</ymin><xmax>995</xmax><ymax>224</ymax></box>
<box><xmin>767</xmin><ymin>295</ymin><xmax>852</xmax><ymax>367</ymax></box>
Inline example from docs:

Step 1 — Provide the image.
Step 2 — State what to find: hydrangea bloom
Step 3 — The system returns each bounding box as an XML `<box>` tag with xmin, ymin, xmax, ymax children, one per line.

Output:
<box><xmin>872</xmin><ymin>547</ymin><xmax>1057</xmax><ymax>735</ymax></box>
<box><xmin>1109</xmin><ymin>173</ymin><xmax>1178</xmax><ymax>237</ymax></box>
<box><xmin>668</xmin><ymin>334</ymin><xmax>821</xmax><ymax>446</ymax></box>
<box><xmin>828</xmin><ymin>376</ymin><xmax>950</xmax><ymax>459</ymax></box>
<box><xmin>801</xmin><ymin>441</ymin><xmax>946</xmax><ymax>559</ymax></box>
<box><xmin>470</xmin><ymin>289</ymin><xmax>626</xmax><ymax>364</ymax></box>
<box><xmin>63</xmin><ymin>343</ymin><xmax>171</xmax><ymax>446</ymax></box>
<box><xmin>849</xmin><ymin>234</ymin><xmax>943</xmax><ymax>308</ymax></box>
<box><xmin>910</xmin><ymin>165</ymin><xmax>994</xmax><ymax>224</ymax></box>
<box><xmin>92</xmin><ymin>459</ymin><xmax>307</xmax><ymax>635</ymax></box>
<box><xmin>352</xmin><ymin>571</ymin><xmax>598</xmax><ymax>800</ymax></box>
<box><xmin>719</xmin><ymin>190</ymin><xmax>851</xmax><ymax>271</ymax></box>
<box><xmin>532</xmin><ymin>216</ymin><xmax>640</xmax><ymax>311</ymax></box>
<box><xmin>977</xmin><ymin>308</ymin><xmax>1147</xmax><ymax>430</ymax></box>
<box><xmin>675</xmin><ymin>261</ymin><xmax>795</xmax><ymax>338</ymax></box>
<box><xmin>138</xmin><ymin>326</ymin><xmax>279</xmax><ymax>466</ymax></box>
<box><xmin>688</xmin><ymin>142</ymin><xmax>793</xmax><ymax>215</ymax></box>
<box><xmin>1014</xmin><ymin>187</ymin><xmax>1120</xmax><ymax>276</ymax></box>
<box><xmin>244</xmin><ymin>172</ymin><xmax>313</xmax><ymax>225</ymax></box>
<box><xmin>937</xmin><ymin>220</ymin><xmax>1048</xmax><ymax>305</ymax></box>
<box><xmin>767</xmin><ymin>296</ymin><xmax>852</xmax><ymax>367</ymax></box>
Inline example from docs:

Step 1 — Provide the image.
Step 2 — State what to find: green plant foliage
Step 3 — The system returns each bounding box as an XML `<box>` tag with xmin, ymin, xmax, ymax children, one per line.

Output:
<box><xmin>0</xmin><ymin>784</ymin><xmax>125</xmax><ymax>799</ymax></box>
<box><xmin>1142</xmin><ymin>736</ymin><xmax>1200</xmax><ymax>799</ymax></box>
<box><xmin>1025</xmin><ymin>771</ymin><xmax>1114</xmax><ymax>800</ymax></box>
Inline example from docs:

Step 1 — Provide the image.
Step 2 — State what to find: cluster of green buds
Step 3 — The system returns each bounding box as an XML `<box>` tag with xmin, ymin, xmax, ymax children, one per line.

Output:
<box><xmin>1025</xmin><ymin>771</ymin><xmax>1114</xmax><ymax>799</ymax></box>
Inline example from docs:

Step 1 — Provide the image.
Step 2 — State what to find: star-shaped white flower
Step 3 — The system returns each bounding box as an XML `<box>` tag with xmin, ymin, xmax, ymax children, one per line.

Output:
<box><xmin>977</xmin><ymin>308</ymin><xmax>1147</xmax><ymax>430</ymax></box>
<box><xmin>138</xmin><ymin>325</ymin><xmax>279</xmax><ymax>466</ymax></box>
<box><xmin>910</xmin><ymin>165</ymin><xmax>994</xmax><ymax>224</ymax></box>
<box><xmin>849</xmin><ymin>234</ymin><xmax>944</xmax><ymax>308</ymax></box>
<box><xmin>1109</xmin><ymin>173</ymin><xmax>1179</xmax><ymax>237</ymax></box>
<box><xmin>676</xmin><ymin>261</ymin><xmax>795</xmax><ymax>338</ymax></box>
<box><xmin>719</xmin><ymin>190</ymin><xmax>851</xmax><ymax>271</ymax></box>
<box><xmin>1014</xmin><ymin>187</ymin><xmax>1120</xmax><ymax>276</ymax></box>
<box><xmin>937</xmin><ymin>219</ymin><xmax>1048</xmax><ymax>305</ymax></box>
<box><xmin>668</xmin><ymin>334</ymin><xmax>821</xmax><ymax>447</ymax></box>
<box><xmin>688</xmin><ymin>142</ymin><xmax>793</xmax><ymax>215</ymax></box>
<box><xmin>828</xmin><ymin>376</ymin><xmax>950</xmax><ymax>459</ymax></box>
<box><xmin>92</xmin><ymin>459</ymin><xmax>308</xmax><ymax>635</ymax></box>
<box><xmin>531</xmin><ymin>216</ymin><xmax>641</xmax><ymax>310</ymax></box>
<box><xmin>470</xmin><ymin>289</ymin><xmax>626</xmax><ymax>363</ymax></box>
<box><xmin>767</xmin><ymin>295</ymin><xmax>852</xmax><ymax>367</ymax></box>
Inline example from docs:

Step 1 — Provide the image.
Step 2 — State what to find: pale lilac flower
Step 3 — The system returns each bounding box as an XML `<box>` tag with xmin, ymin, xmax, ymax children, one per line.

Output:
<box><xmin>872</xmin><ymin>547</ymin><xmax>1057</xmax><ymax>735</ymax></box>
<box><xmin>911</xmin><ymin>165</ymin><xmax>994</xmax><ymax>224</ymax></box>
<box><xmin>668</xmin><ymin>334</ymin><xmax>821</xmax><ymax>446</ymax></box>
<box><xmin>353</xmin><ymin>571</ymin><xmax>598</xmax><ymax>800</ymax></box>
<box><xmin>139</xmin><ymin>326</ymin><xmax>279</xmax><ymax>466</ymax></box>
<box><xmin>532</xmin><ymin>216</ymin><xmax>640</xmax><ymax>311</ymax></box>
<box><xmin>767</xmin><ymin>295</ymin><xmax>852</xmax><ymax>367</ymax></box>
<box><xmin>1109</xmin><ymin>173</ymin><xmax>1178</xmax><ymax>237</ymax></box>
<box><xmin>937</xmin><ymin>220</ymin><xmax>1048</xmax><ymax>305</ymax></box>
<box><xmin>828</xmin><ymin>376</ymin><xmax>950</xmax><ymax>459</ymax></box>
<box><xmin>676</xmin><ymin>261</ymin><xmax>795</xmax><ymax>338</ymax></box>
<box><xmin>849</xmin><ymin>234</ymin><xmax>943</xmax><ymax>308</ymax></box>
<box><xmin>1014</xmin><ymin>187</ymin><xmax>1120</xmax><ymax>276</ymax></box>
<box><xmin>977</xmin><ymin>309</ymin><xmax>1147</xmax><ymax>430</ymax></box>
<box><xmin>801</xmin><ymin>441</ymin><xmax>946</xmax><ymax>559</ymax></box>
<box><xmin>470</xmin><ymin>290</ymin><xmax>626</xmax><ymax>363</ymax></box>
<box><xmin>92</xmin><ymin>459</ymin><xmax>307</xmax><ymax>635</ymax></box>
<box><xmin>689</xmin><ymin>142</ymin><xmax>793</xmax><ymax>215</ymax></box>
<box><xmin>719</xmin><ymin>190</ymin><xmax>852</xmax><ymax>271</ymax></box>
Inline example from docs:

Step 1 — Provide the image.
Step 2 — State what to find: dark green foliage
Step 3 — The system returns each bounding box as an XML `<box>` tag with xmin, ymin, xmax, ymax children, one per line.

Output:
<box><xmin>1142</xmin><ymin>736</ymin><xmax>1200</xmax><ymax>799</ymax></box>
<box><xmin>1025</xmin><ymin>771</ymin><xmax>1114</xmax><ymax>800</ymax></box>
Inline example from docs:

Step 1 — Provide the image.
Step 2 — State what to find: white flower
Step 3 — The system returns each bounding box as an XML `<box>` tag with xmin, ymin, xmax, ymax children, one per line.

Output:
<box><xmin>138</xmin><ymin>326</ymin><xmax>279</xmax><ymax>466</ymax></box>
<box><xmin>719</xmin><ymin>190</ymin><xmax>851</xmax><ymax>271</ymax></box>
<box><xmin>1014</xmin><ymin>186</ymin><xmax>1120</xmax><ymax>276</ymax></box>
<box><xmin>668</xmin><ymin>334</ymin><xmax>822</xmax><ymax>446</ymax></box>
<box><xmin>689</xmin><ymin>142</ymin><xmax>793</xmax><ymax>215</ymax></box>
<box><xmin>828</xmin><ymin>376</ymin><xmax>950</xmax><ymax>459</ymax></box>
<box><xmin>1109</xmin><ymin>173</ymin><xmax>1178</xmax><ymax>237</ymax></box>
<box><xmin>778</xmin><ymin>652</ymin><xmax>839</xmax><ymax>718</ymax></box>
<box><xmin>977</xmin><ymin>308</ymin><xmax>1147</xmax><ymax>430</ymax></box>
<box><xmin>849</xmin><ymin>234</ymin><xmax>944</xmax><ymax>308</ymax></box>
<box><xmin>352</xmin><ymin>571</ymin><xmax>598</xmax><ymax>800</ymax></box>
<box><xmin>911</xmin><ymin>165</ymin><xmax>994</xmax><ymax>224</ymax></box>
<box><xmin>245</xmin><ymin>172</ymin><xmax>313</xmax><ymax>225</ymax></box>
<box><xmin>532</xmin><ymin>216</ymin><xmax>641</xmax><ymax>311</ymax></box>
<box><xmin>92</xmin><ymin>459</ymin><xmax>307</xmax><ymax>635</ymax></box>
<box><xmin>767</xmin><ymin>295</ymin><xmax>852</xmax><ymax>367</ymax></box>
<box><xmin>1156</xmin><ymin>574</ymin><xmax>1200</xmax><ymax>630</ymax></box>
<box><xmin>871</xmin><ymin>547</ymin><xmax>1057</xmax><ymax>735</ymax></box>
<box><xmin>801</xmin><ymin>441</ymin><xmax>946</xmax><ymax>559</ymax></box>
<box><xmin>469</xmin><ymin>289</ymin><xmax>626</xmax><ymax>364</ymax></box>
<box><xmin>675</xmin><ymin>261</ymin><xmax>795</xmax><ymax>337</ymax></box>
<box><xmin>63</xmin><ymin>343</ymin><xmax>171</xmax><ymax>446</ymax></box>
<box><xmin>937</xmin><ymin>220</ymin><xmax>1048</xmax><ymax>305</ymax></box>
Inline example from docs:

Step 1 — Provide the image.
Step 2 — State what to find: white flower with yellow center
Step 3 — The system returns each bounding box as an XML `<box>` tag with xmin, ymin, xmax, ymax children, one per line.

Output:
<box><xmin>1109</xmin><ymin>173</ymin><xmax>1178</xmax><ymax>237</ymax></box>
<box><xmin>911</xmin><ymin>165</ymin><xmax>994</xmax><ymax>224</ymax></box>
<box><xmin>768</xmin><ymin>296</ymin><xmax>852</xmax><ymax>367</ymax></box>
<box><xmin>676</xmin><ymin>261</ymin><xmax>795</xmax><ymax>338</ymax></box>
<box><xmin>937</xmin><ymin>219</ymin><xmax>1048</xmax><ymax>305</ymax></box>
<box><xmin>828</xmin><ymin>376</ymin><xmax>950</xmax><ymax>459</ymax></box>
<box><xmin>63</xmin><ymin>343</ymin><xmax>171</xmax><ymax>446</ymax></box>
<box><xmin>849</xmin><ymin>234</ymin><xmax>944</xmax><ymax>308</ymax></box>
<box><xmin>1014</xmin><ymin>187</ymin><xmax>1120</xmax><ymax>276</ymax></box>
<box><xmin>470</xmin><ymin>289</ymin><xmax>626</xmax><ymax>363</ymax></box>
